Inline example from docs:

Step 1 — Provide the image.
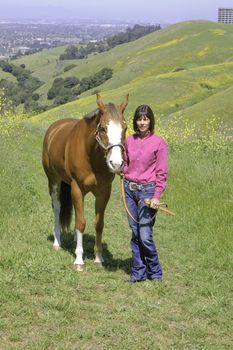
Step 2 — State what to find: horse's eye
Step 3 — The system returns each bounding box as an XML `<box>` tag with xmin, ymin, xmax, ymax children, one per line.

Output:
<box><xmin>100</xmin><ymin>126</ymin><xmax>106</xmax><ymax>133</ymax></box>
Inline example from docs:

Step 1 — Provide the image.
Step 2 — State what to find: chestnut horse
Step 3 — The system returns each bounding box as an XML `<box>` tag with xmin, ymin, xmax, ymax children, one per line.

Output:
<box><xmin>42</xmin><ymin>94</ymin><xmax>128</xmax><ymax>271</ymax></box>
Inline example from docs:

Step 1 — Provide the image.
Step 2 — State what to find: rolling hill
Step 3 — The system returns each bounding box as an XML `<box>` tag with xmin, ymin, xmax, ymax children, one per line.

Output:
<box><xmin>10</xmin><ymin>20</ymin><xmax>233</xmax><ymax>127</ymax></box>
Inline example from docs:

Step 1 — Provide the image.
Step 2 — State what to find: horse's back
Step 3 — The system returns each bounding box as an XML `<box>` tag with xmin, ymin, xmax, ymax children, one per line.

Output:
<box><xmin>43</xmin><ymin>118</ymin><xmax>78</xmax><ymax>151</ymax></box>
<box><xmin>42</xmin><ymin>118</ymin><xmax>79</xmax><ymax>177</ymax></box>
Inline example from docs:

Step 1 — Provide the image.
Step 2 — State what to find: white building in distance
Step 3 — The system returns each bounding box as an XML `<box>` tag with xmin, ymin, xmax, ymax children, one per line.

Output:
<box><xmin>218</xmin><ymin>8</ymin><xmax>233</xmax><ymax>24</ymax></box>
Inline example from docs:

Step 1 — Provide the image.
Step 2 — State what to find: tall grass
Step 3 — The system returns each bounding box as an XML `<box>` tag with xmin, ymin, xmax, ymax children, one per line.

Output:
<box><xmin>126</xmin><ymin>111</ymin><xmax>233</xmax><ymax>153</ymax></box>
<box><xmin>0</xmin><ymin>103</ymin><xmax>232</xmax><ymax>349</ymax></box>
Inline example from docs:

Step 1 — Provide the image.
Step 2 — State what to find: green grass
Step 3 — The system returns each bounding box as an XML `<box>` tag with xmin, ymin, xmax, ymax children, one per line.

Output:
<box><xmin>0</xmin><ymin>120</ymin><xmax>232</xmax><ymax>349</ymax></box>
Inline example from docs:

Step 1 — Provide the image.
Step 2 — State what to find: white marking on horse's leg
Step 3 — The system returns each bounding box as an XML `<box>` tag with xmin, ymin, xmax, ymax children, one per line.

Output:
<box><xmin>51</xmin><ymin>185</ymin><xmax>61</xmax><ymax>249</ymax></box>
<box><xmin>74</xmin><ymin>229</ymin><xmax>84</xmax><ymax>266</ymax></box>
<box><xmin>106</xmin><ymin>120</ymin><xmax>123</xmax><ymax>172</ymax></box>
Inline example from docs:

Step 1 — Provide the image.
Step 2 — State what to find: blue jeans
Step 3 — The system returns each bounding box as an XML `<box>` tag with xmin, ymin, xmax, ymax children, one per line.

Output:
<box><xmin>124</xmin><ymin>180</ymin><xmax>163</xmax><ymax>281</ymax></box>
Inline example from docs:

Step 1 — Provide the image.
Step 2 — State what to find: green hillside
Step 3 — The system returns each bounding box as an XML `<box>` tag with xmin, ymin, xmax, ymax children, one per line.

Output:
<box><xmin>0</xmin><ymin>68</ymin><xmax>17</xmax><ymax>82</ymax></box>
<box><xmin>170</xmin><ymin>85</ymin><xmax>233</xmax><ymax>126</ymax></box>
<box><xmin>12</xmin><ymin>45</ymin><xmax>70</xmax><ymax>82</ymax></box>
<box><xmin>12</xmin><ymin>20</ymin><xmax>233</xmax><ymax>127</ymax></box>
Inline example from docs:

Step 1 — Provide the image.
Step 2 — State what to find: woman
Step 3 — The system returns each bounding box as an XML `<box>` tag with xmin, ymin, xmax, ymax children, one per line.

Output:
<box><xmin>123</xmin><ymin>105</ymin><xmax>168</xmax><ymax>283</ymax></box>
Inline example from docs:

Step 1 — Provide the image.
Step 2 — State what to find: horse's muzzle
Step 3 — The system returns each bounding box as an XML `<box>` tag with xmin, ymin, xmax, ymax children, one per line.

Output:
<box><xmin>108</xmin><ymin>160</ymin><xmax>124</xmax><ymax>173</ymax></box>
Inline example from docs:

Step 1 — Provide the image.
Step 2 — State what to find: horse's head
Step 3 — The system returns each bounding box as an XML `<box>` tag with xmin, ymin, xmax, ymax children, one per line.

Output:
<box><xmin>96</xmin><ymin>93</ymin><xmax>128</xmax><ymax>174</ymax></box>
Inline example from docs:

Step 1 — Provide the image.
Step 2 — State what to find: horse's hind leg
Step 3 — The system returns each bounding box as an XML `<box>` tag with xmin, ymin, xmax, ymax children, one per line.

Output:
<box><xmin>50</xmin><ymin>183</ymin><xmax>62</xmax><ymax>250</ymax></box>
<box><xmin>71</xmin><ymin>180</ymin><xmax>86</xmax><ymax>271</ymax></box>
<box><xmin>43</xmin><ymin>147</ymin><xmax>62</xmax><ymax>251</ymax></box>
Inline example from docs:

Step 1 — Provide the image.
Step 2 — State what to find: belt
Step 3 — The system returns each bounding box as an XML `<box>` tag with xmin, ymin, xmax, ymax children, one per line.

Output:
<box><xmin>124</xmin><ymin>179</ymin><xmax>155</xmax><ymax>191</ymax></box>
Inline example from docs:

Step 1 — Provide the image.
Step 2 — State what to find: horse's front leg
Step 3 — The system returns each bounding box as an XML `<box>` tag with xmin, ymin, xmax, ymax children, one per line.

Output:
<box><xmin>94</xmin><ymin>186</ymin><xmax>111</xmax><ymax>265</ymax></box>
<box><xmin>71</xmin><ymin>180</ymin><xmax>86</xmax><ymax>271</ymax></box>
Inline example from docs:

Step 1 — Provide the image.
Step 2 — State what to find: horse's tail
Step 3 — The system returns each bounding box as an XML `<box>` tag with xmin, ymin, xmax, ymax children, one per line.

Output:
<box><xmin>59</xmin><ymin>181</ymin><xmax>73</xmax><ymax>232</ymax></box>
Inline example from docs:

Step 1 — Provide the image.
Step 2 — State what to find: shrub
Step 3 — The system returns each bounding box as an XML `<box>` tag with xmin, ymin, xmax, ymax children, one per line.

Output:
<box><xmin>200</xmin><ymin>82</ymin><xmax>213</xmax><ymax>90</ymax></box>
<box><xmin>0</xmin><ymin>61</ymin><xmax>13</xmax><ymax>73</ymax></box>
<box><xmin>173</xmin><ymin>67</ymin><xmax>184</xmax><ymax>72</ymax></box>
<box><xmin>64</xmin><ymin>64</ymin><xmax>76</xmax><ymax>72</ymax></box>
<box><xmin>32</xmin><ymin>93</ymin><xmax>40</xmax><ymax>101</ymax></box>
<box><xmin>64</xmin><ymin>76</ymin><xmax>79</xmax><ymax>88</ymax></box>
<box><xmin>53</xmin><ymin>95</ymin><xmax>69</xmax><ymax>105</ymax></box>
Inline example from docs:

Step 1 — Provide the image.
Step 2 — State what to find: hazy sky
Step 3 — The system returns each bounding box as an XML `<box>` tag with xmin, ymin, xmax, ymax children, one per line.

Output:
<box><xmin>1</xmin><ymin>0</ymin><xmax>233</xmax><ymax>23</ymax></box>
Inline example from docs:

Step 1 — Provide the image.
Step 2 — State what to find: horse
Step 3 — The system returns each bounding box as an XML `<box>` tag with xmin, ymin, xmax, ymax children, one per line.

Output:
<box><xmin>42</xmin><ymin>93</ymin><xmax>128</xmax><ymax>271</ymax></box>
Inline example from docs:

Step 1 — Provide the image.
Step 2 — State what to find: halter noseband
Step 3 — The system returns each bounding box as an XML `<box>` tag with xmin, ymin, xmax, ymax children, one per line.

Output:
<box><xmin>95</xmin><ymin>122</ymin><xmax>125</xmax><ymax>155</ymax></box>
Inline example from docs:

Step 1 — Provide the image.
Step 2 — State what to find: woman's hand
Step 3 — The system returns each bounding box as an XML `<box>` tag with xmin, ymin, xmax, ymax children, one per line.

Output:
<box><xmin>149</xmin><ymin>198</ymin><xmax>160</xmax><ymax>209</ymax></box>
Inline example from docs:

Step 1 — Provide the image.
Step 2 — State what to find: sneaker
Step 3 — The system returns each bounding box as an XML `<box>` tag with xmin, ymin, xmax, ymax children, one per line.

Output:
<box><xmin>127</xmin><ymin>276</ymin><xmax>146</xmax><ymax>283</ymax></box>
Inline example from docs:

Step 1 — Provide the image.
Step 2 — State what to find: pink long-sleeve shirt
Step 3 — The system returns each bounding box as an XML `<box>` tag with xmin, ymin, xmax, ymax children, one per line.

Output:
<box><xmin>123</xmin><ymin>132</ymin><xmax>168</xmax><ymax>200</ymax></box>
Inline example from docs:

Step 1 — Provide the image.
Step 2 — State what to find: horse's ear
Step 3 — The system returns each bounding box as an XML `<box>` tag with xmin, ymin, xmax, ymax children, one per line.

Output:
<box><xmin>120</xmin><ymin>94</ymin><xmax>129</xmax><ymax>113</ymax></box>
<box><xmin>96</xmin><ymin>93</ymin><xmax>106</xmax><ymax>113</ymax></box>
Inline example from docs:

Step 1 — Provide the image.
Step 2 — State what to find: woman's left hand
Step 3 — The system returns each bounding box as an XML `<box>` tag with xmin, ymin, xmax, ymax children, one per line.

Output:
<box><xmin>150</xmin><ymin>198</ymin><xmax>160</xmax><ymax>209</ymax></box>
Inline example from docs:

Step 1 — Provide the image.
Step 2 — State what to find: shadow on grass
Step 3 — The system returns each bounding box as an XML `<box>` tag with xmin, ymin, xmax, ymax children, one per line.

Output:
<box><xmin>47</xmin><ymin>232</ymin><xmax>131</xmax><ymax>274</ymax></box>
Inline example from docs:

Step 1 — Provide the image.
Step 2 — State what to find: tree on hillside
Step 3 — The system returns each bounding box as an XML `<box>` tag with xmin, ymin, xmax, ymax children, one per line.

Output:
<box><xmin>0</xmin><ymin>61</ymin><xmax>13</xmax><ymax>73</ymax></box>
<box><xmin>64</xmin><ymin>76</ymin><xmax>79</xmax><ymax>88</ymax></box>
<box><xmin>59</xmin><ymin>45</ymin><xmax>87</xmax><ymax>60</ymax></box>
<box><xmin>47</xmin><ymin>78</ymin><xmax>64</xmax><ymax>99</ymax></box>
<box><xmin>47</xmin><ymin>67</ymin><xmax>113</xmax><ymax>106</ymax></box>
<box><xmin>107</xmin><ymin>24</ymin><xmax>161</xmax><ymax>48</ymax></box>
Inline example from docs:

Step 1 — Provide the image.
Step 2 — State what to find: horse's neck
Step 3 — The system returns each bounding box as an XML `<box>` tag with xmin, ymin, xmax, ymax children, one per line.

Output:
<box><xmin>85</xmin><ymin>117</ymin><xmax>99</xmax><ymax>149</ymax></box>
<box><xmin>82</xmin><ymin>117</ymin><xmax>102</xmax><ymax>157</ymax></box>
<box><xmin>85</xmin><ymin>118</ymin><xmax>108</xmax><ymax>169</ymax></box>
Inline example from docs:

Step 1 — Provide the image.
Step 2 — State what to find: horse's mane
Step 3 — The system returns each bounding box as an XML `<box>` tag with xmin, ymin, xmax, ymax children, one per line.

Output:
<box><xmin>107</xmin><ymin>103</ymin><xmax>122</xmax><ymax>119</ymax></box>
<box><xmin>84</xmin><ymin>108</ymin><xmax>100</xmax><ymax>120</ymax></box>
<box><xmin>84</xmin><ymin>103</ymin><xmax>122</xmax><ymax>121</ymax></box>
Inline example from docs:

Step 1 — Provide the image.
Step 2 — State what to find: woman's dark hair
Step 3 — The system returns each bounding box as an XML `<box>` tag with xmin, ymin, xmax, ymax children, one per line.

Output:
<box><xmin>133</xmin><ymin>105</ymin><xmax>155</xmax><ymax>132</ymax></box>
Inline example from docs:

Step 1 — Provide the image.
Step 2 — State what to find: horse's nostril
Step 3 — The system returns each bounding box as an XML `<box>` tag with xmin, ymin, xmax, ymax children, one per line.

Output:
<box><xmin>109</xmin><ymin>159</ymin><xmax>123</xmax><ymax>170</ymax></box>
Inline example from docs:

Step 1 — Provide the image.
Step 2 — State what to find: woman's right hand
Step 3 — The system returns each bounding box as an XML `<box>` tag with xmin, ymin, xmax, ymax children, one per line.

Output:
<box><xmin>149</xmin><ymin>198</ymin><xmax>160</xmax><ymax>209</ymax></box>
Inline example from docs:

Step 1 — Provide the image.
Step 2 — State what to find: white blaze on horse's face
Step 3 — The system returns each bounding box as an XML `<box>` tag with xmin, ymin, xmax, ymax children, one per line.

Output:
<box><xmin>106</xmin><ymin>120</ymin><xmax>124</xmax><ymax>173</ymax></box>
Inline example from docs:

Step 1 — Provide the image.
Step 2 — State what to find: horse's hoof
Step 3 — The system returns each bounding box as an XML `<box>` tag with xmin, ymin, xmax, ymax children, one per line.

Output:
<box><xmin>74</xmin><ymin>264</ymin><xmax>84</xmax><ymax>272</ymax></box>
<box><xmin>53</xmin><ymin>245</ymin><xmax>61</xmax><ymax>251</ymax></box>
<box><xmin>94</xmin><ymin>262</ymin><xmax>103</xmax><ymax>268</ymax></box>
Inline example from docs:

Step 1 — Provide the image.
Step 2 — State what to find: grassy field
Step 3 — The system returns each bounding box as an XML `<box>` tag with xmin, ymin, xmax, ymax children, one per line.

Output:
<box><xmin>0</xmin><ymin>115</ymin><xmax>232</xmax><ymax>349</ymax></box>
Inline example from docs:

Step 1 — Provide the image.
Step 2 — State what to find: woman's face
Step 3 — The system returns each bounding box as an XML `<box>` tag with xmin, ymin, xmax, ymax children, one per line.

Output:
<box><xmin>136</xmin><ymin>115</ymin><xmax>150</xmax><ymax>136</ymax></box>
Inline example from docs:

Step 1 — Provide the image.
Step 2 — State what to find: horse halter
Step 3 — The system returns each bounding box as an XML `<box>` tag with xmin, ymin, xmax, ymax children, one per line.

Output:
<box><xmin>95</xmin><ymin>122</ymin><xmax>125</xmax><ymax>156</ymax></box>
